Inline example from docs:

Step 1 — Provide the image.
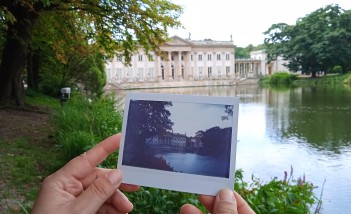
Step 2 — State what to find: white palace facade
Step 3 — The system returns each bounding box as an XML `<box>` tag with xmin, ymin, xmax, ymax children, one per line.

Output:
<box><xmin>105</xmin><ymin>36</ymin><xmax>292</xmax><ymax>88</ymax></box>
<box><xmin>105</xmin><ymin>36</ymin><xmax>237</xmax><ymax>88</ymax></box>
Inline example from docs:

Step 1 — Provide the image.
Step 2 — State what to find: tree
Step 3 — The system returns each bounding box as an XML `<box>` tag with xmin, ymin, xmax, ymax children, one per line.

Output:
<box><xmin>0</xmin><ymin>0</ymin><xmax>182</xmax><ymax>106</ymax></box>
<box><xmin>122</xmin><ymin>100</ymin><xmax>173</xmax><ymax>166</ymax></box>
<box><xmin>264</xmin><ymin>4</ymin><xmax>351</xmax><ymax>77</ymax></box>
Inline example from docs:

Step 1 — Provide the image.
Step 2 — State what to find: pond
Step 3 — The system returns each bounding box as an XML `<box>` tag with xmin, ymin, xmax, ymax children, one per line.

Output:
<box><xmin>116</xmin><ymin>84</ymin><xmax>351</xmax><ymax>213</ymax></box>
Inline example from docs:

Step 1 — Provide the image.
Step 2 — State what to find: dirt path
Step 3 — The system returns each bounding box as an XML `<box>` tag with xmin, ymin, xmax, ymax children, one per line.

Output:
<box><xmin>0</xmin><ymin>107</ymin><xmax>55</xmax><ymax>213</ymax></box>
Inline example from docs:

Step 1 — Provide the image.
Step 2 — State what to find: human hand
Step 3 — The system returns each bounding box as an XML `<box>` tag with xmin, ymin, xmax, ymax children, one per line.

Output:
<box><xmin>180</xmin><ymin>188</ymin><xmax>255</xmax><ymax>214</ymax></box>
<box><xmin>32</xmin><ymin>134</ymin><xmax>139</xmax><ymax>214</ymax></box>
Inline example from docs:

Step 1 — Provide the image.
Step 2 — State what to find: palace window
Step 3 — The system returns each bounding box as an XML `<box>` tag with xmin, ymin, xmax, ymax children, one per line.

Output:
<box><xmin>198</xmin><ymin>54</ymin><xmax>203</xmax><ymax>61</ymax></box>
<box><xmin>138</xmin><ymin>68</ymin><xmax>144</xmax><ymax>81</ymax></box>
<box><xmin>116</xmin><ymin>56</ymin><xmax>122</xmax><ymax>62</ymax></box>
<box><xmin>226</xmin><ymin>54</ymin><xmax>230</xmax><ymax>60</ymax></box>
<box><xmin>208</xmin><ymin>67</ymin><xmax>212</xmax><ymax>77</ymax></box>
<box><xmin>217</xmin><ymin>54</ymin><xmax>221</xmax><ymax>60</ymax></box>
<box><xmin>128</xmin><ymin>68</ymin><xmax>133</xmax><ymax>82</ymax></box>
<box><xmin>207</xmin><ymin>54</ymin><xmax>212</xmax><ymax>61</ymax></box>
<box><xmin>226</xmin><ymin>66</ymin><xmax>230</xmax><ymax>76</ymax></box>
<box><xmin>138</xmin><ymin>55</ymin><xmax>143</xmax><ymax>62</ymax></box>
<box><xmin>149</xmin><ymin>68</ymin><xmax>155</xmax><ymax>80</ymax></box>
<box><xmin>217</xmin><ymin>66</ymin><xmax>221</xmax><ymax>77</ymax></box>
<box><xmin>198</xmin><ymin>67</ymin><xmax>203</xmax><ymax>76</ymax></box>
<box><xmin>191</xmin><ymin>55</ymin><xmax>193</xmax><ymax>61</ymax></box>
<box><xmin>116</xmin><ymin>68</ymin><xmax>122</xmax><ymax>80</ymax></box>
<box><xmin>148</xmin><ymin>54</ymin><xmax>154</xmax><ymax>61</ymax></box>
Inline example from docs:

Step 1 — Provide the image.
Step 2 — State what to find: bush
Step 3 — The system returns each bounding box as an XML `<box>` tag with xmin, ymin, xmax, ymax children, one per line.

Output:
<box><xmin>331</xmin><ymin>65</ymin><xmax>343</xmax><ymax>74</ymax></box>
<box><xmin>264</xmin><ymin>72</ymin><xmax>298</xmax><ymax>85</ymax></box>
<box><xmin>54</xmin><ymin>93</ymin><xmax>122</xmax><ymax>164</ymax></box>
<box><xmin>342</xmin><ymin>72</ymin><xmax>351</xmax><ymax>86</ymax></box>
<box><xmin>235</xmin><ymin>168</ymin><xmax>319</xmax><ymax>214</ymax></box>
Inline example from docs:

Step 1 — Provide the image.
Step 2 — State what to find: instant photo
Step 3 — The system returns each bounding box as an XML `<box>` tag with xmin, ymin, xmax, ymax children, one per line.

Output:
<box><xmin>117</xmin><ymin>93</ymin><xmax>239</xmax><ymax>195</ymax></box>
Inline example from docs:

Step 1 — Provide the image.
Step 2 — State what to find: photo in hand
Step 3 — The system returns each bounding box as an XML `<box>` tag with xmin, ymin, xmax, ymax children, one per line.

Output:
<box><xmin>117</xmin><ymin>93</ymin><xmax>239</xmax><ymax>195</ymax></box>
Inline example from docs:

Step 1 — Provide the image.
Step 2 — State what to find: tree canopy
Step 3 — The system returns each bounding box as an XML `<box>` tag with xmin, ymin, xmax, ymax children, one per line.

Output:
<box><xmin>264</xmin><ymin>4</ymin><xmax>351</xmax><ymax>77</ymax></box>
<box><xmin>235</xmin><ymin>44</ymin><xmax>265</xmax><ymax>59</ymax></box>
<box><xmin>0</xmin><ymin>0</ymin><xmax>182</xmax><ymax>106</ymax></box>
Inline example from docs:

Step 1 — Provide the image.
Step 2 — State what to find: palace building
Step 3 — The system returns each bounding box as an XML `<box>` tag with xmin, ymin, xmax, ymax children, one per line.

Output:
<box><xmin>105</xmin><ymin>35</ymin><xmax>236</xmax><ymax>88</ymax></box>
<box><xmin>105</xmin><ymin>36</ymin><xmax>293</xmax><ymax>89</ymax></box>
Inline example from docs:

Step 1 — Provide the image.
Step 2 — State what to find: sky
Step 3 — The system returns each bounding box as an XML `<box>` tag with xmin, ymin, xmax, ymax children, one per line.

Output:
<box><xmin>166</xmin><ymin>102</ymin><xmax>232</xmax><ymax>137</ymax></box>
<box><xmin>168</xmin><ymin>0</ymin><xmax>351</xmax><ymax>47</ymax></box>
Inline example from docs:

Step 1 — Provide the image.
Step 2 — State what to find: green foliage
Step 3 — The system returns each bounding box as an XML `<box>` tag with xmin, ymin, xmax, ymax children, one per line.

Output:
<box><xmin>235</xmin><ymin>46</ymin><xmax>250</xmax><ymax>59</ymax></box>
<box><xmin>38</xmin><ymin>51</ymin><xmax>107</xmax><ymax>97</ymax></box>
<box><xmin>235</xmin><ymin>169</ymin><xmax>318</xmax><ymax>214</ymax></box>
<box><xmin>55</xmin><ymin>93</ymin><xmax>122</xmax><ymax>164</ymax></box>
<box><xmin>294</xmin><ymin>73</ymin><xmax>350</xmax><ymax>86</ymax></box>
<box><xmin>343</xmin><ymin>73</ymin><xmax>351</xmax><ymax>86</ymax></box>
<box><xmin>0</xmin><ymin>135</ymin><xmax>60</xmax><ymax>213</ymax></box>
<box><xmin>264</xmin><ymin>4</ymin><xmax>351</xmax><ymax>77</ymax></box>
<box><xmin>235</xmin><ymin>44</ymin><xmax>265</xmax><ymax>59</ymax></box>
<box><xmin>0</xmin><ymin>0</ymin><xmax>182</xmax><ymax>106</ymax></box>
<box><xmin>260</xmin><ymin>72</ymin><xmax>297</xmax><ymax>85</ymax></box>
<box><xmin>331</xmin><ymin>65</ymin><xmax>343</xmax><ymax>74</ymax></box>
<box><xmin>125</xmin><ymin>187</ymin><xmax>205</xmax><ymax>214</ymax></box>
<box><xmin>25</xmin><ymin>89</ymin><xmax>60</xmax><ymax>109</ymax></box>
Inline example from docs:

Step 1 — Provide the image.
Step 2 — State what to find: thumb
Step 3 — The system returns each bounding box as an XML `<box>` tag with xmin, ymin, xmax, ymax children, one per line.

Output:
<box><xmin>213</xmin><ymin>188</ymin><xmax>238</xmax><ymax>214</ymax></box>
<box><xmin>74</xmin><ymin>169</ymin><xmax>123</xmax><ymax>213</ymax></box>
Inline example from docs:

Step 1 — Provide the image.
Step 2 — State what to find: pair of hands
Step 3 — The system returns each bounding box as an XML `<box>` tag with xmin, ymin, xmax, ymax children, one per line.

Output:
<box><xmin>32</xmin><ymin>134</ymin><xmax>254</xmax><ymax>214</ymax></box>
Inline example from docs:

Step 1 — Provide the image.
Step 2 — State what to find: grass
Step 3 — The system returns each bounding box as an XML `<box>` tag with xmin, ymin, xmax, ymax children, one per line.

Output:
<box><xmin>293</xmin><ymin>73</ymin><xmax>351</xmax><ymax>86</ymax></box>
<box><xmin>0</xmin><ymin>137</ymin><xmax>60</xmax><ymax>213</ymax></box>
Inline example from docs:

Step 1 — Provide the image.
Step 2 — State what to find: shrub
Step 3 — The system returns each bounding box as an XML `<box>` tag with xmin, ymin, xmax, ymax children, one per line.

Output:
<box><xmin>235</xmin><ymin>168</ymin><xmax>319</xmax><ymax>214</ymax></box>
<box><xmin>331</xmin><ymin>65</ymin><xmax>343</xmax><ymax>74</ymax></box>
<box><xmin>54</xmin><ymin>93</ymin><xmax>122</xmax><ymax>164</ymax></box>
<box><xmin>267</xmin><ymin>72</ymin><xmax>298</xmax><ymax>85</ymax></box>
<box><xmin>342</xmin><ymin>72</ymin><xmax>351</xmax><ymax>86</ymax></box>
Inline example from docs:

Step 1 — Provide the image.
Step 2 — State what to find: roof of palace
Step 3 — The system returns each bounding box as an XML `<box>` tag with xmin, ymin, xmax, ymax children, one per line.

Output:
<box><xmin>168</xmin><ymin>35</ymin><xmax>234</xmax><ymax>48</ymax></box>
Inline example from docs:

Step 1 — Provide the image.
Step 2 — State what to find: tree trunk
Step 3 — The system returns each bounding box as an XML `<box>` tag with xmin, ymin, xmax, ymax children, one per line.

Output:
<box><xmin>27</xmin><ymin>48</ymin><xmax>40</xmax><ymax>90</ymax></box>
<box><xmin>0</xmin><ymin>5</ymin><xmax>37</xmax><ymax>106</ymax></box>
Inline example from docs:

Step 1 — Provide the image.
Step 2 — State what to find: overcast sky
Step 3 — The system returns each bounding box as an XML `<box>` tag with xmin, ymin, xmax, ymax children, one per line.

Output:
<box><xmin>168</xmin><ymin>0</ymin><xmax>351</xmax><ymax>47</ymax></box>
<box><xmin>166</xmin><ymin>102</ymin><xmax>232</xmax><ymax>137</ymax></box>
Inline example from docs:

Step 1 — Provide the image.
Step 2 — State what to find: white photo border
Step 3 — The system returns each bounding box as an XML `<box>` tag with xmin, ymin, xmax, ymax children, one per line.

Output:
<box><xmin>117</xmin><ymin>92</ymin><xmax>239</xmax><ymax>196</ymax></box>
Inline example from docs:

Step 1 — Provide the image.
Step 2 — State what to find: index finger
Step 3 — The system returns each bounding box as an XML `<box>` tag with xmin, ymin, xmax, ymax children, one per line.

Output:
<box><xmin>61</xmin><ymin>134</ymin><xmax>121</xmax><ymax>178</ymax></box>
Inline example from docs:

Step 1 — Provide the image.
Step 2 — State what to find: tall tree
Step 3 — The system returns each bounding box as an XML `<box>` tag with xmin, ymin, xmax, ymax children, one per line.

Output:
<box><xmin>0</xmin><ymin>0</ymin><xmax>182</xmax><ymax>106</ymax></box>
<box><xmin>264</xmin><ymin>4</ymin><xmax>351</xmax><ymax>77</ymax></box>
<box><xmin>122</xmin><ymin>100</ymin><xmax>173</xmax><ymax>166</ymax></box>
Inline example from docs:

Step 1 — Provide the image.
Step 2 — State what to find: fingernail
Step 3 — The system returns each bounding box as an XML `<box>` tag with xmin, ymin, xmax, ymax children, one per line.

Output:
<box><xmin>218</xmin><ymin>189</ymin><xmax>235</xmax><ymax>201</ymax></box>
<box><xmin>107</xmin><ymin>169</ymin><xmax>122</xmax><ymax>186</ymax></box>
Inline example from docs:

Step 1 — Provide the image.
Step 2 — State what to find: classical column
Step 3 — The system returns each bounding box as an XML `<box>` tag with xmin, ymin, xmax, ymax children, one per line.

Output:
<box><xmin>178</xmin><ymin>51</ymin><xmax>182</xmax><ymax>80</ymax></box>
<box><xmin>184</xmin><ymin>52</ymin><xmax>189</xmax><ymax>80</ymax></box>
<box><xmin>168</xmin><ymin>51</ymin><xmax>172</xmax><ymax>81</ymax></box>
<box><xmin>194</xmin><ymin>52</ymin><xmax>198</xmax><ymax>79</ymax></box>
<box><xmin>231</xmin><ymin>52</ymin><xmax>235</xmax><ymax>79</ymax></box>
<box><xmin>155</xmin><ymin>55</ymin><xmax>160</xmax><ymax>81</ymax></box>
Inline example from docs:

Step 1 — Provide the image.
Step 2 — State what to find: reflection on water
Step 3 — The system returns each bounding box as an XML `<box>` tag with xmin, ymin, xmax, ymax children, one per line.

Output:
<box><xmin>155</xmin><ymin>153</ymin><xmax>227</xmax><ymax>177</ymax></box>
<box><xmin>117</xmin><ymin>85</ymin><xmax>351</xmax><ymax>213</ymax></box>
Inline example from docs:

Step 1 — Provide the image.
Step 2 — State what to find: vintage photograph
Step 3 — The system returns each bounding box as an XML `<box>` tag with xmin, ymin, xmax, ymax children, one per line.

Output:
<box><xmin>118</xmin><ymin>93</ymin><xmax>239</xmax><ymax>195</ymax></box>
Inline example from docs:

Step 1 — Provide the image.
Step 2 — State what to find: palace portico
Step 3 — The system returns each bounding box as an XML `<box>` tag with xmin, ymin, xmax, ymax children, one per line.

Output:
<box><xmin>106</xmin><ymin>36</ymin><xmax>237</xmax><ymax>87</ymax></box>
